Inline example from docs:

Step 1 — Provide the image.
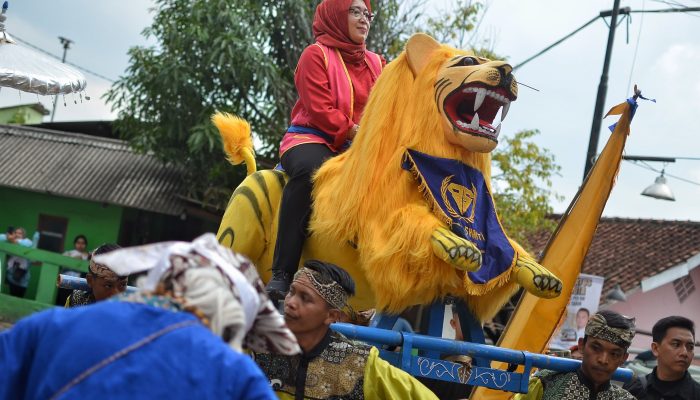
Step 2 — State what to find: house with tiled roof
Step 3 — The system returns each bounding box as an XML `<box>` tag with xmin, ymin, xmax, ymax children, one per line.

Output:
<box><xmin>530</xmin><ymin>217</ymin><xmax>700</xmax><ymax>352</ymax></box>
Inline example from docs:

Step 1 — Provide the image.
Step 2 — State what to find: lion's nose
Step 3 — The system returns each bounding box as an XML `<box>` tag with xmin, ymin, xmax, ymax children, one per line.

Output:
<box><xmin>497</xmin><ymin>66</ymin><xmax>514</xmax><ymax>89</ymax></box>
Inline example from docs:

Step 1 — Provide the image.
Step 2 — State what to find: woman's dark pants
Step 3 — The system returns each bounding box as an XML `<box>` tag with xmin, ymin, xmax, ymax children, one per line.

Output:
<box><xmin>267</xmin><ymin>144</ymin><xmax>335</xmax><ymax>299</ymax></box>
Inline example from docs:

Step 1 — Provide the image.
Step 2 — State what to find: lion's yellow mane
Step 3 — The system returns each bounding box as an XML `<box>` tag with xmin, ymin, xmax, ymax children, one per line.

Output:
<box><xmin>311</xmin><ymin>45</ymin><xmax>522</xmax><ymax>318</ymax></box>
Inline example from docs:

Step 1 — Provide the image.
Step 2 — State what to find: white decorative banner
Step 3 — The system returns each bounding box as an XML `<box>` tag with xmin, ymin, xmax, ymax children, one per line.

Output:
<box><xmin>550</xmin><ymin>273</ymin><xmax>604</xmax><ymax>350</ymax></box>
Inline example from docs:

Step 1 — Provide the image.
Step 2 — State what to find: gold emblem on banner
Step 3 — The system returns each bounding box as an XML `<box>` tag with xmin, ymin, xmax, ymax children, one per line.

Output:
<box><xmin>440</xmin><ymin>175</ymin><xmax>476</xmax><ymax>223</ymax></box>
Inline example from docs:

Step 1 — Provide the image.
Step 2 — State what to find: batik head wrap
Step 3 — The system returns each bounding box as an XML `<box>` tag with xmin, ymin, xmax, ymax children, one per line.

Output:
<box><xmin>93</xmin><ymin>233</ymin><xmax>301</xmax><ymax>355</ymax></box>
<box><xmin>585</xmin><ymin>312</ymin><xmax>636</xmax><ymax>349</ymax></box>
<box><xmin>313</xmin><ymin>0</ymin><xmax>372</xmax><ymax>64</ymax></box>
<box><xmin>88</xmin><ymin>260</ymin><xmax>127</xmax><ymax>282</ymax></box>
<box><xmin>293</xmin><ymin>267</ymin><xmax>349</xmax><ymax>310</ymax></box>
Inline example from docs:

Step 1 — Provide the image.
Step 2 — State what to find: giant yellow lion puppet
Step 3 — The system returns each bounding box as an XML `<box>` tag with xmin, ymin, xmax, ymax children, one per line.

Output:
<box><xmin>215</xmin><ymin>34</ymin><xmax>562</xmax><ymax>322</ymax></box>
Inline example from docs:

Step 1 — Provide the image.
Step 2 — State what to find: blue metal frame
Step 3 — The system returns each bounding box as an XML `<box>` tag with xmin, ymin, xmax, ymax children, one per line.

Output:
<box><xmin>332</xmin><ymin>323</ymin><xmax>633</xmax><ymax>393</ymax></box>
<box><xmin>373</xmin><ymin>300</ymin><xmax>487</xmax><ymax>363</ymax></box>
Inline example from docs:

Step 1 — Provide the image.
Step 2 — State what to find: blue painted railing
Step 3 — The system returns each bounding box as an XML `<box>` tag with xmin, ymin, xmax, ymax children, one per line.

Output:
<box><xmin>331</xmin><ymin>322</ymin><xmax>634</xmax><ymax>393</ymax></box>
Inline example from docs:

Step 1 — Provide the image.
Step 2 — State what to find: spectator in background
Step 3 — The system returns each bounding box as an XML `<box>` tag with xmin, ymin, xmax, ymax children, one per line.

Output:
<box><xmin>3</xmin><ymin>227</ymin><xmax>33</xmax><ymax>298</ymax></box>
<box><xmin>62</xmin><ymin>235</ymin><xmax>89</xmax><ymax>262</ymax></box>
<box><xmin>1</xmin><ymin>227</ymin><xmax>32</xmax><ymax>246</ymax></box>
<box><xmin>13</xmin><ymin>227</ymin><xmax>33</xmax><ymax>247</ymax></box>
<box><xmin>0</xmin><ymin>226</ymin><xmax>16</xmax><ymax>242</ymax></box>
<box><xmin>627</xmin><ymin>316</ymin><xmax>699</xmax><ymax>399</ymax></box>
<box><xmin>65</xmin><ymin>243</ymin><xmax>126</xmax><ymax>307</ymax></box>
<box><xmin>57</xmin><ymin>235</ymin><xmax>90</xmax><ymax>305</ymax></box>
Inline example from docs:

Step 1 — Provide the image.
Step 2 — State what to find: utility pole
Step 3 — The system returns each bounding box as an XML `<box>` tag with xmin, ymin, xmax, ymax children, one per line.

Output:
<box><xmin>50</xmin><ymin>36</ymin><xmax>73</xmax><ymax>122</ymax></box>
<box><xmin>582</xmin><ymin>0</ymin><xmax>623</xmax><ymax>180</ymax></box>
<box><xmin>510</xmin><ymin>3</ymin><xmax>700</xmax><ymax>181</ymax></box>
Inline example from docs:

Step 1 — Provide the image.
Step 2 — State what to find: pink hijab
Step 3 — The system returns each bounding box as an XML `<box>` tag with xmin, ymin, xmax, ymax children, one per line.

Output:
<box><xmin>312</xmin><ymin>0</ymin><xmax>372</xmax><ymax>64</ymax></box>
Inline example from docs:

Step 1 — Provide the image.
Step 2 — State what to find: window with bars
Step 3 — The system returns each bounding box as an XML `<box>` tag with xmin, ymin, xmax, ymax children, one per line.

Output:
<box><xmin>673</xmin><ymin>275</ymin><xmax>696</xmax><ymax>303</ymax></box>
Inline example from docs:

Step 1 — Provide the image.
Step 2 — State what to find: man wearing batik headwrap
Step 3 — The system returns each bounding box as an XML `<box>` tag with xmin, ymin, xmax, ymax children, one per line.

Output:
<box><xmin>0</xmin><ymin>234</ymin><xmax>299</xmax><ymax>399</ymax></box>
<box><xmin>516</xmin><ymin>309</ymin><xmax>637</xmax><ymax>400</ymax></box>
<box><xmin>254</xmin><ymin>259</ymin><xmax>438</xmax><ymax>400</ymax></box>
<box><xmin>65</xmin><ymin>243</ymin><xmax>126</xmax><ymax>307</ymax></box>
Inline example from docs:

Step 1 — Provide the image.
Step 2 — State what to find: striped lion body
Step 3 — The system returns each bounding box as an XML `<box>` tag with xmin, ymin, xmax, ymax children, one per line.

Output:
<box><xmin>217</xmin><ymin>170</ymin><xmax>287</xmax><ymax>284</ymax></box>
<box><xmin>216</xmin><ymin>169</ymin><xmax>374</xmax><ymax>310</ymax></box>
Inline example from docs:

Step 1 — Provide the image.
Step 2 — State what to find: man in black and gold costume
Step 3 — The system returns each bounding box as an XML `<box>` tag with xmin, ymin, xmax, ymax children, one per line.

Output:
<box><xmin>516</xmin><ymin>310</ymin><xmax>637</xmax><ymax>400</ymax></box>
<box><xmin>253</xmin><ymin>260</ymin><xmax>437</xmax><ymax>399</ymax></box>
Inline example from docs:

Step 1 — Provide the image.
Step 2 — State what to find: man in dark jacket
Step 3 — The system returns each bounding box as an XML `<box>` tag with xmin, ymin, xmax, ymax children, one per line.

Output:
<box><xmin>627</xmin><ymin>316</ymin><xmax>699</xmax><ymax>400</ymax></box>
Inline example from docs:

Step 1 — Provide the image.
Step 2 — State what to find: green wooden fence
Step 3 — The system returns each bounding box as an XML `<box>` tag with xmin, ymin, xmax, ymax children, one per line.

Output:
<box><xmin>0</xmin><ymin>293</ymin><xmax>53</xmax><ymax>326</ymax></box>
<box><xmin>0</xmin><ymin>241</ymin><xmax>89</xmax><ymax>322</ymax></box>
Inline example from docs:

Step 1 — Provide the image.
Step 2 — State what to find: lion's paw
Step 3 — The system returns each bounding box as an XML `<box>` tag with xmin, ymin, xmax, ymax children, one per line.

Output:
<box><xmin>512</xmin><ymin>255</ymin><xmax>562</xmax><ymax>298</ymax></box>
<box><xmin>430</xmin><ymin>227</ymin><xmax>482</xmax><ymax>272</ymax></box>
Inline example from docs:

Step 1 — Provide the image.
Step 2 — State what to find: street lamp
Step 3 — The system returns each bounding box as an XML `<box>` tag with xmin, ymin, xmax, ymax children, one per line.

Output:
<box><xmin>622</xmin><ymin>155</ymin><xmax>678</xmax><ymax>201</ymax></box>
<box><xmin>641</xmin><ymin>171</ymin><xmax>675</xmax><ymax>201</ymax></box>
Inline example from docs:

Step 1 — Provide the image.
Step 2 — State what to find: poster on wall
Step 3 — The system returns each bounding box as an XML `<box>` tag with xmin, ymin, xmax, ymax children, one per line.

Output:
<box><xmin>549</xmin><ymin>273</ymin><xmax>605</xmax><ymax>350</ymax></box>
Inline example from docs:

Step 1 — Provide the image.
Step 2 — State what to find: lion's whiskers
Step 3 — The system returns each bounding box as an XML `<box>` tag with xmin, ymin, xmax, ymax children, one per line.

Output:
<box><xmin>514</xmin><ymin>80</ymin><xmax>540</xmax><ymax>92</ymax></box>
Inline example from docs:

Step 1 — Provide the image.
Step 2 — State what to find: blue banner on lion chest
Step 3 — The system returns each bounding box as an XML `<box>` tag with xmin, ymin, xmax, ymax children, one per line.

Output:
<box><xmin>402</xmin><ymin>149</ymin><xmax>515</xmax><ymax>284</ymax></box>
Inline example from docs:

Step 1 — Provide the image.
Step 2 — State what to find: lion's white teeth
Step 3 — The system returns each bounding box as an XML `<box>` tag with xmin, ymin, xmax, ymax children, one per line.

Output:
<box><xmin>470</xmin><ymin>112</ymin><xmax>480</xmax><ymax>129</ymax></box>
<box><xmin>495</xmin><ymin>123</ymin><xmax>501</xmax><ymax>137</ymax></box>
<box><xmin>474</xmin><ymin>89</ymin><xmax>486</xmax><ymax>112</ymax></box>
<box><xmin>501</xmin><ymin>102</ymin><xmax>510</xmax><ymax>121</ymax></box>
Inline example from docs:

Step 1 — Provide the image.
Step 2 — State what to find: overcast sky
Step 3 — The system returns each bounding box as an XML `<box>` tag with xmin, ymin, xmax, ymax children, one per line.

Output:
<box><xmin>1</xmin><ymin>0</ymin><xmax>699</xmax><ymax>221</ymax></box>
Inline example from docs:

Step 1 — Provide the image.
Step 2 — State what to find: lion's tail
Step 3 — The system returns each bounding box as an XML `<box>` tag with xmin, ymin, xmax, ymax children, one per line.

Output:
<box><xmin>211</xmin><ymin>112</ymin><xmax>257</xmax><ymax>175</ymax></box>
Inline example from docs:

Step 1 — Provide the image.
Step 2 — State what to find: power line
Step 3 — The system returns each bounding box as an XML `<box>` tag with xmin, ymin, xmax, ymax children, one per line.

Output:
<box><xmin>513</xmin><ymin>15</ymin><xmax>599</xmax><ymax>70</ymax></box>
<box><xmin>514</xmin><ymin>6</ymin><xmax>700</xmax><ymax>71</ymax></box>
<box><xmin>650</xmin><ymin>0</ymin><xmax>693</xmax><ymax>7</ymax></box>
<box><xmin>626</xmin><ymin>0</ymin><xmax>645</xmax><ymax>95</ymax></box>
<box><xmin>624</xmin><ymin>159</ymin><xmax>700</xmax><ymax>187</ymax></box>
<box><xmin>10</xmin><ymin>34</ymin><xmax>115</xmax><ymax>83</ymax></box>
<box><xmin>630</xmin><ymin>6</ymin><xmax>700</xmax><ymax>15</ymax></box>
<box><xmin>651</xmin><ymin>0</ymin><xmax>688</xmax><ymax>7</ymax></box>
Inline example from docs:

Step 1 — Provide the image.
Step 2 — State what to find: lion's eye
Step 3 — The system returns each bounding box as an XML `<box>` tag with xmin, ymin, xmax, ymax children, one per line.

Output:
<box><xmin>450</xmin><ymin>57</ymin><xmax>478</xmax><ymax>67</ymax></box>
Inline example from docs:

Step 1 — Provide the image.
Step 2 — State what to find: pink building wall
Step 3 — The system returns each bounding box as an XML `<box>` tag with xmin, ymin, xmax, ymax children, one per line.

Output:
<box><xmin>607</xmin><ymin>267</ymin><xmax>700</xmax><ymax>355</ymax></box>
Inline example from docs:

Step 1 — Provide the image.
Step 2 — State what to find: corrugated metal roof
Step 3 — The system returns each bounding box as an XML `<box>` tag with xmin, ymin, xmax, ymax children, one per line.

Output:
<box><xmin>0</xmin><ymin>124</ymin><xmax>185</xmax><ymax>216</ymax></box>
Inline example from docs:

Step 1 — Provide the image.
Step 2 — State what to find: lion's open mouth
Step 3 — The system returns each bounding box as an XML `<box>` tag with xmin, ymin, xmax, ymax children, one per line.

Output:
<box><xmin>443</xmin><ymin>84</ymin><xmax>515</xmax><ymax>141</ymax></box>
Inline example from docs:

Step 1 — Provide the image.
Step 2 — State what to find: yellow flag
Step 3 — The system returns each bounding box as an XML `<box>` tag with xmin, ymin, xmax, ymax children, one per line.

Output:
<box><xmin>470</xmin><ymin>100</ymin><xmax>634</xmax><ymax>399</ymax></box>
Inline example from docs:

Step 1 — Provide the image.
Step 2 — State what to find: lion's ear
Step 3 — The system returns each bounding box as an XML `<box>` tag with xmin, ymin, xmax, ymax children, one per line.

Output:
<box><xmin>406</xmin><ymin>33</ymin><xmax>441</xmax><ymax>76</ymax></box>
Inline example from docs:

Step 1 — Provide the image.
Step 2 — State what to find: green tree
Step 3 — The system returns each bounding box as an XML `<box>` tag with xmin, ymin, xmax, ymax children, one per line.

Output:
<box><xmin>492</xmin><ymin>130</ymin><xmax>561</xmax><ymax>249</ymax></box>
<box><xmin>106</xmin><ymin>0</ymin><xmax>312</xmax><ymax>206</ymax></box>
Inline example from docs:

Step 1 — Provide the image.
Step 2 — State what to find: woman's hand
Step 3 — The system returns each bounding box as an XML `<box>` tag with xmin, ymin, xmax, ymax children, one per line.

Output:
<box><xmin>347</xmin><ymin>124</ymin><xmax>360</xmax><ymax>140</ymax></box>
